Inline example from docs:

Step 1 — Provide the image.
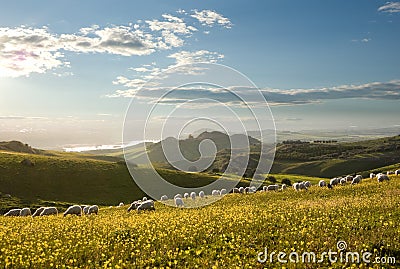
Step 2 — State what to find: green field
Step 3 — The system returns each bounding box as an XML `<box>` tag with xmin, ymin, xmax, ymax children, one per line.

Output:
<box><xmin>0</xmin><ymin>176</ymin><xmax>399</xmax><ymax>268</ymax></box>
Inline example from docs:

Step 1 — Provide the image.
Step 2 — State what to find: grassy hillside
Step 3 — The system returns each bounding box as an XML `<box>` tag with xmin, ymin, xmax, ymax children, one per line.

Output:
<box><xmin>0</xmin><ymin>176</ymin><xmax>399</xmax><ymax>268</ymax></box>
<box><xmin>0</xmin><ymin>151</ymin><xmax>254</xmax><ymax>212</ymax></box>
<box><xmin>88</xmin><ymin>133</ymin><xmax>400</xmax><ymax>178</ymax></box>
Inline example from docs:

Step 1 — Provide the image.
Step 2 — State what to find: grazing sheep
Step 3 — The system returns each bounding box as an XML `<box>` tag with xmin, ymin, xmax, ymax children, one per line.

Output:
<box><xmin>184</xmin><ymin>193</ymin><xmax>190</xmax><ymax>199</ymax></box>
<box><xmin>212</xmin><ymin>190</ymin><xmax>221</xmax><ymax>196</ymax></box>
<box><xmin>395</xmin><ymin>170</ymin><xmax>400</xmax><ymax>176</ymax></box>
<box><xmin>327</xmin><ymin>183</ymin><xmax>333</xmax><ymax>189</ymax></box>
<box><xmin>232</xmin><ymin>188</ymin><xmax>240</xmax><ymax>194</ymax></box>
<box><xmin>267</xmin><ymin>184</ymin><xmax>279</xmax><ymax>191</ymax></box>
<box><xmin>40</xmin><ymin>207</ymin><xmax>58</xmax><ymax>216</ymax></box>
<box><xmin>199</xmin><ymin>191</ymin><xmax>205</xmax><ymax>198</ymax></box>
<box><xmin>244</xmin><ymin>187</ymin><xmax>250</xmax><ymax>193</ymax></box>
<box><xmin>262</xmin><ymin>186</ymin><xmax>268</xmax><ymax>192</ymax></box>
<box><xmin>4</xmin><ymin>209</ymin><xmax>21</xmax><ymax>217</ymax></box>
<box><xmin>174</xmin><ymin>194</ymin><xmax>182</xmax><ymax>200</ymax></box>
<box><xmin>319</xmin><ymin>180</ymin><xmax>326</xmax><ymax>187</ymax></box>
<box><xmin>304</xmin><ymin>181</ymin><xmax>311</xmax><ymax>188</ymax></box>
<box><xmin>118</xmin><ymin>202</ymin><xmax>124</xmax><ymax>207</ymax></box>
<box><xmin>330</xmin><ymin>177</ymin><xmax>340</xmax><ymax>186</ymax></box>
<box><xmin>32</xmin><ymin>207</ymin><xmax>45</xmax><ymax>217</ymax></box>
<box><xmin>281</xmin><ymin>184</ymin><xmax>287</xmax><ymax>190</ymax></box>
<box><xmin>88</xmin><ymin>205</ymin><xmax>99</xmax><ymax>215</ymax></box>
<box><xmin>345</xmin><ymin>175</ymin><xmax>353</xmax><ymax>182</ymax></box>
<box><xmin>377</xmin><ymin>173</ymin><xmax>390</xmax><ymax>182</ymax></box>
<box><xmin>370</xmin><ymin>173</ymin><xmax>376</xmax><ymax>179</ymax></box>
<box><xmin>387</xmin><ymin>171</ymin><xmax>394</xmax><ymax>175</ymax></box>
<box><xmin>352</xmin><ymin>175</ymin><xmax>362</xmax><ymax>185</ymax></box>
<box><xmin>127</xmin><ymin>201</ymin><xmax>141</xmax><ymax>212</ymax></box>
<box><xmin>20</xmin><ymin>208</ymin><xmax>31</xmax><ymax>216</ymax></box>
<box><xmin>137</xmin><ymin>200</ymin><xmax>155</xmax><ymax>211</ymax></box>
<box><xmin>249</xmin><ymin>186</ymin><xmax>257</xmax><ymax>193</ymax></box>
<box><xmin>238</xmin><ymin>187</ymin><xmax>245</xmax><ymax>194</ymax></box>
<box><xmin>293</xmin><ymin>182</ymin><xmax>300</xmax><ymax>191</ymax></box>
<box><xmin>160</xmin><ymin>195</ymin><xmax>168</xmax><ymax>201</ymax></box>
<box><xmin>340</xmin><ymin>178</ymin><xmax>347</xmax><ymax>185</ymax></box>
<box><xmin>142</xmin><ymin>197</ymin><xmax>147</xmax><ymax>201</ymax></box>
<box><xmin>220</xmin><ymin>189</ymin><xmax>227</xmax><ymax>195</ymax></box>
<box><xmin>299</xmin><ymin>182</ymin><xmax>308</xmax><ymax>190</ymax></box>
<box><xmin>63</xmin><ymin>205</ymin><xmax>82</xmax><ymax>217</ymax></box>
<box><xmin>190</xmin><ymin>192</ymin><xmax>196</xmax><ymax>199</ymax></box>
<box><xmin>174</xmin><ymin>197</ymin><xmax>185</xmax><ymax>207</ymax></box>
<box><xmin>83</xmin><ymin>206</ymin><xmax>90</xmax><ymax>215</ymax></box>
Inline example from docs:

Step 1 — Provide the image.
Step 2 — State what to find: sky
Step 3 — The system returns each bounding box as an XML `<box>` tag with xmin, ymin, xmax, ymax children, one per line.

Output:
<box><xmin>0</xmin><ymin>0</ymin><xmax>400</xmax><ymax>149</ymax></box>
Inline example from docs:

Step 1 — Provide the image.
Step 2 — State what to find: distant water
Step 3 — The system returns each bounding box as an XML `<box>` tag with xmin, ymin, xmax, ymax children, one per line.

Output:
<box><xmin>63</xmin><ymin>140</ymin><xmax>158</xmax><ymax>152</ymax></box>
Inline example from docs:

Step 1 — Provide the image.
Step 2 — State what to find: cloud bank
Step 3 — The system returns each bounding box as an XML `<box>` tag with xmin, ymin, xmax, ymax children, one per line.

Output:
<box><xmin>0</xmin><ymin>10</ymin><xmax>231</xmax><ymax>78</ymax></box>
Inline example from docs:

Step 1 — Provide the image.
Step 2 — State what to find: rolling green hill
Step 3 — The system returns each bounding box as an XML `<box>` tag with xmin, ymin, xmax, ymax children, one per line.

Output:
<box><xmin>88</xmin><ymin>132</ymin><xmax>400</xmax><ymax>178</ymax></box>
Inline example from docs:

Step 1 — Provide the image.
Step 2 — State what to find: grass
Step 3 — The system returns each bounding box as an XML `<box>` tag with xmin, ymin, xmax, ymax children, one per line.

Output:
<box><xmin>0</xmin><ymin>176</ymin><xmax>399</xmax><ymax>268</ymax></box>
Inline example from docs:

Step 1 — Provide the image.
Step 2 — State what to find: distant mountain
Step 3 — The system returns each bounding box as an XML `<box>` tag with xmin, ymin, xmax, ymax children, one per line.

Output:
<box><xmin>0</xmin><ymin>141</ymin><xmax>43</xmax><ymax>155</ymax></box>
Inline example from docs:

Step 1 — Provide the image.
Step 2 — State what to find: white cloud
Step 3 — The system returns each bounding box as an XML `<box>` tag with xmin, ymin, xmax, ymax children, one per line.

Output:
<box><xmin>1</xmin><ymin>10</ymin><xmax>232</xmax><ymax>78</ymax></box>
<box><xmin>378</xmin><ymin>2</ymin><xmax>400</xmax><ymax>13</ymax></box>
<box><xmin>0</xmin><ymin>27</ymin><xmax>67</xmax><ymax>77</ymax></box>
<box><xmin>168</xmin><ymin>50</ymin><xmax>224</xmax><ymax>66</ymax></box>
<box><xmin>191</xmin><ymin>10</ymin><xmax>232</xmax><ymax>28</ymax></box>
<box><xmin>108</xmin><ymin>50</ymin><xmax>225</xmax><ymax>97</ymax></box>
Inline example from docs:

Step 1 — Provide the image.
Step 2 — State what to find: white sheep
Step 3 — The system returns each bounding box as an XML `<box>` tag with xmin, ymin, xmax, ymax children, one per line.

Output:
<box><xmin>345</xmin><ymin>175</ymin><xmax>353</xmax><ymax>182</ymax></box>
<box><xmin>174</xmin><ymin>197</ymin><xmax>185</xmax><ymax>207</ymax></box>
<box><xmin>137</xmin><ymin>200</ymin><xmax>155</xmax><ymax>211</ymax></box>
<box><xmin>238</xmin><ymin>187</ymin><xmax>245</xmax><ymax>194</ymax></box>
<box><xmin>184</xmin><ymin>193</ymin><xmax>190</xmax><ymax>199</ymax></box>
<box><xmin>293</xmin><ymin>182</ymin><xmax>300</xmax><ymax>191</ymax></box>
<box><xmin>319</xmin><ymin>180</ymin><xmax>326</xmax><ymax>187</ymax></box>
<box><xmin>83</xmin><ymin>206</ymin><xmax>90</xmax><ymax>215</ymax></box>
<box><xmin>212</xmin><ymin>190</ymin><xmax>221</xmax><ymax>196</ymax></box>
<box><xmin>267</xmin><ymin>184</ymin><xmax>279</xmax><ymax>191</ymax></box>
<box><xmin>174</xmin><ymin>194</ymin><xmax>182</xmax><ymax>200</ymax></box>
<box><xmin>387</xmin><ymin>171</ymin><xmax>394</xmax><ymax>175</ymax></box>
<box><xmin>281</xmin><ymin>184</ymin><xmax>287</xmax><ymax>190</ymax></box>
<box><xmin>199</xmin><ymin>191</ymin><xmax>205</xmax><ymax>198</ymax></box>
<box><xmin>32</xmin><ymin>207</ymin><xmax>45</xmax><ymax>217</ymax></box>
<box><xmin>160</xmin><ymin>195</ymin><xmax>168</xmax><ymax>201</ymax></box>
<box><xmin>340</xmin><ymin>178</ymin><xmax>347</xmax><ymax>185</ymax></box>
<box><xmin>4</xmin><ymin>209</ymin><xmax>21</xmax><ymax>217</ymax></box>
<box><xmin>142</xmin><ymin>197</ymin><xmax>147</xmax><ymax>201</ymax></box>
<box><xmin>330</xmin><ymin>177</ymin><xmax>340</xmax><ymax>186</ymax></box>
<box><xmin>395</xmin><ymin>169</ymin><xmax>399</xmax><ymax>176</ymax></box>
<box><xmin>377</xmin><ymin>173</ymin><xmax>390</xmax><ymax>182</ymax></box>
<box><xmin>299</xmin><ymin>182</ymin><xmax>308</xmax><ymax>190</ymax></box>
<box><xmin>40</xmin><ymin>207</ymin><xmax>58</xmax><ymax>216</ymax></box>
<box><xmin>244</xmin><ymin>187</ymin><xmax>250</xmax><ymax>193</ymax></box>
<box><xmin>127</xmin><ymin>201</ymin><xmax>141</xmax><ymax>212</ymax></box>
<box><xmin>249</xmin><ymin>186</ymin><xmax>257</xmax><ymax>193</ymax></box>
<box><xmin>88</xmin><ymin>205</ymin><xmax>99</xmax><ymax>215</ymax></box>
<box><xmin>63</xmin><ymin>205</ymin><xmax>82</xmax><ymax>217</ymax></box>
<box><xmin>232</xmin><ymin>188</ymin><xmax>240</xmax><ymax>193</ymax></box>
<box><xmin>190</xmin><ymin>192</ymin><xmax>196</xmax><ymax>199</ymax></box>
<box><xmin>304</xmin><ymin>181</ymin><xmax>311</xmax><ymax>188</ymax></box>
<box><xmin>370</xmin><ymin>173</ymin><xmax>376</xmax><ymax>179</ymax></box>
<box><xmin>220</xmin><ymin>189</ymin><xmax>227</xmax><ymax>195</ymax></box>
<box><xmin>352</xmin><ymin>175</ymin><xmax>362</xmax><ymax>185</ymax></box>
<box><xmin>118</xmin><ymin>202</ymin><xmax>124</xmax><ymax>207</ymax></box>
<box><xmin>20</xmin><ymin>208</ymin><xmax>31</xmax><ymax>216</ymax></box>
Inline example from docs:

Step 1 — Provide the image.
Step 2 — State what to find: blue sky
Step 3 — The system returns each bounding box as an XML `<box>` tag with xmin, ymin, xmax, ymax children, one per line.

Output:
<box><xmin>0</xmin><ymin>0</ymin><xmax>400</xmax><ymax>148</ymax></box>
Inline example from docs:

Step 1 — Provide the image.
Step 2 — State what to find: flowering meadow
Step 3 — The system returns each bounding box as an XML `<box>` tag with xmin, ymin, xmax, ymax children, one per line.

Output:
<box><xmin>0</xmin><ymin>176</ymin><xmax>399</xmax><ymax>268</ymax></box>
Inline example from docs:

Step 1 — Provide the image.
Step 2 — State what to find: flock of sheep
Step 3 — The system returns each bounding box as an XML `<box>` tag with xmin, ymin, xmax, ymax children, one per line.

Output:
<box><xmin>3</xmin><ymin>204</ymin><xmax>98</xmax><ymax>217</ymax></box>
<box><xmin>3</xmin><ymin>169</ymin><xmax>399</xmax><ymax>216</ymax></box>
